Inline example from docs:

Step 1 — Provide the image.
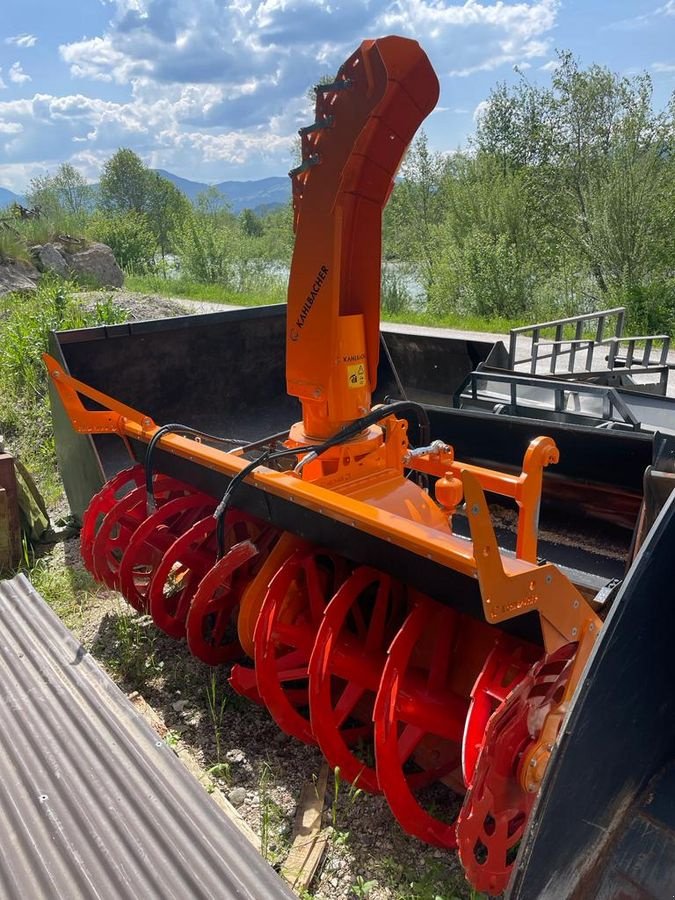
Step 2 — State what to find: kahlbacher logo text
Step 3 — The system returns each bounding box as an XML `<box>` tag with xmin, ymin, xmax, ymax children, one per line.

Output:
<box><xmin>290</xmin><ymin>265</ymin><xmax>328</xmax><ymax>341</ymax></box>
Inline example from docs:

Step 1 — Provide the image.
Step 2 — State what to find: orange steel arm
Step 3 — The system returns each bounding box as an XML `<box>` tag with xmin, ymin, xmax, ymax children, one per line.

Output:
<box><xmin>43</xmin><ymin>352</ymin><xmax>569</xmax><ymax>602</ymax></box>
<box><xmin>408</xmin><ymin>436</ymin><xmax>560</xmax><ymax>563</ymax></box>
<box><xmin>286</xmin><ymin>37</ymin><xmax>439</xmax><ymax>440</ymax></box>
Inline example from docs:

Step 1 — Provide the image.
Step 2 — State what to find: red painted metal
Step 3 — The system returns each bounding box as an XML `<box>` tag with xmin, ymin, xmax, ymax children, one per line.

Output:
<box><xmin>90</xmin><ymin>475</ymin><xmax>191</xmax><ymax>590</ymax></box>
<box><xmin>456</xmin><ymin>643</ymin><xmax>576</xmax><ymax>895</ymax></box>
<box><xmin>308</xmin><ymin>566</ymin><xmax>406</xmax><ymax>793</ymax></box>
<box><xmin>118</xmin><ymin>493</ymin><xmax>216</xmax><ymax>614</ymax></box>
<box><xmin>80</xmin><ymin>466</ymin><xmax>145</xmax><ymax>575</ymax></box>
<box><xmin>183</xmin><ymin>515</ymin><xmax>278</xmax><ymax>662</ymax></box>
<box><xmin>462</xmin><ymin>642</ymin><xmax>539</xmax><ymax>786</ymax></box>
<box><xmin>373</xmin><ymin>597</ymin><xmax>471</xmax><ymax>849</ymax></box>
<box><xmin>147</xmin><ymin>512</ymin><xmax>219</xmax><ymax>636</ymax></box>
<box><xmin>247</xmin><ymin>547</ymin><xmax>349</xmax><ymax>744</ymax></box>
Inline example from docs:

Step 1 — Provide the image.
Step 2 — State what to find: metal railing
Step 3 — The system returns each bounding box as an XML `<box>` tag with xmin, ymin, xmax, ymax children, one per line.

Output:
<box><xmin>454</xmin><ymin>370</ymin><xmax>643</xmax><ymax>430</ymax></box>
<box><xmin>508</xmin><ymin>308</ymin><xmax>627</xmax><ymax>374</ymax></box>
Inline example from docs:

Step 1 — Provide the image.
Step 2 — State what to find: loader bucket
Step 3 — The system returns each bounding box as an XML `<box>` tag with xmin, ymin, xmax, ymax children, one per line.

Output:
<box><xmin>48</xmin><ymin>306</ymin><xmax>495</xmax><ymax>521</ymax></box>
<box><xmin>508</xmin><ymin>487</ymin><xmax>675</xmax><ymax>899</ymax></box>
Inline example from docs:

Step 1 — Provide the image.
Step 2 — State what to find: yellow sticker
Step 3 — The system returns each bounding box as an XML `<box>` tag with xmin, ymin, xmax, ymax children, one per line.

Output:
<box><xmin>347</xmin><ymin>363</ymin><xmax>366</xmax><ymax>389</ymax></box>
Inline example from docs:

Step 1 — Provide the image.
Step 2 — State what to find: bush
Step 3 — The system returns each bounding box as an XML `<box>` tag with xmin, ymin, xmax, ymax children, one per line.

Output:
<box><xmin>0</xmin><ymin>279</ymin><xmax>127</xmax><ymax>504</ymax></box>
<box><xmin>611</xmin><ymin>279</ymin><xmax>675</xmax><ymax>336</ymax></box>
<box><xmin>176</xmin><ymin>214</ymin><xmax>234</xmax><ymax>284</ymax></box>
<box><xmin>88</xmin><ymin>211</ymin><xmax>156</xmax><ymax>273</ymax></box>
<box><xmin>381</xmin><ymin>267</ymin><xmax>413</xmax><ymax>315</ymax></box>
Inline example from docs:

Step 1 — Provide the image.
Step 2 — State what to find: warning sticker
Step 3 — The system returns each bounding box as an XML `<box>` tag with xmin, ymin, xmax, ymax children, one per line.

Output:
<box><xmin>347</xmin><ymin>363</ymin><xmax>366</xmax><ymax>389</ymax></box>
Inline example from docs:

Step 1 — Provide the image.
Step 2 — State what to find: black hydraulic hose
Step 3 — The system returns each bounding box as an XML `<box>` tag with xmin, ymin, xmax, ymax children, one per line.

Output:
<box><xmin>140</xmin><ymin>403</ymin><xmax>431</xmax><ymax>557</ymax></box>
<box><xmin>144</xmin><ymin>423</ymin><xmax>252</xmax><ymax>510</ymax></box>
<box><xmin>211</xmin><ymin>400</ymin><xmax>431</xmax><ymax>556</ymax></box>
<box><xmin>316</xmin><ymin>400</ymin><xmax>431</xmax><ymax>452</ymax></box>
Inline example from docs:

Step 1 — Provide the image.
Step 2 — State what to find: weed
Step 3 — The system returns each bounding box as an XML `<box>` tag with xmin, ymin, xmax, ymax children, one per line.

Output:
<box><xmin>164</xmin><ymin>730</ymin><xmax>181</xmax><ymax>748</ymax></box>
<box><xmin>257</xmin><ymin>761</ymin><xmax>291</xmax><ymax>864</ymax></box>
<box><xmin>205</xmin><ymin>670</ymin><xmax>228</xmax><ymax>764</ymax></box>
<box><xmin>377</xmin><ymin>855</ymin><xmax>473</xmax><ymax>900</ymax></box>
<box><xmin>0</xmin><ymin>278</ymin><xmax>128</xmax><ymax>506</ymax></box>
<box><xmin>351</xmin><ymin>875</ymin><xmax>378</xmax><ymax>898</ymax></box>
<box><xmin>206</xmin><ymin>762</ymin><xmax>231</xmax><ymax>782</ymax></box>
<box><xmin>329</xmin><ymin>765</ymin><xmax>365</xmax><ymax>845</ymax></box>
<box><xmin>106</xmin><ymin>609</ymin><xmax>164</xmax><ymax>684</ymax></box>
<box><xmin>259</xmin><ymin>761</ymin><xmax>273</xmax><ymax>861</ymax></box>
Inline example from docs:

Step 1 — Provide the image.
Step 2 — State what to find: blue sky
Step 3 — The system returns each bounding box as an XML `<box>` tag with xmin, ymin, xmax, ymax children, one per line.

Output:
<box><xmin>0</xmin><ymin>0</ymin><xmax>673</xmax><ymax>192</ymax></box>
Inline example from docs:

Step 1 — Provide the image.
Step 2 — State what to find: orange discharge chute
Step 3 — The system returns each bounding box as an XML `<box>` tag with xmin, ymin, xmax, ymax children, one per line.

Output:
<box><xmin>286</xmin><ymin>37</ymin><xmax>440</xmax><ymax>440</ymax></box>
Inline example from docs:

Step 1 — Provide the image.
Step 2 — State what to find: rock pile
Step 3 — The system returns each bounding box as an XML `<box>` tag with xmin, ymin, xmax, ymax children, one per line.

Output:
<box><xmin>0</xmin><ymin>240</ymin><xmax>123</xmax><ymax>296</ymax></box>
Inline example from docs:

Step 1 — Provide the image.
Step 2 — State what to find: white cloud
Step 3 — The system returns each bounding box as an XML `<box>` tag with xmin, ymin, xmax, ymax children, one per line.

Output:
<box><xmin>0</xmin><ymin>71</ymin><xmax>6</xmax><ymax>91</ymax></box>
<box><xmin>540</xmin><ymin>58</ymin><xmax>560</xmax><ymax>71</ymax></box>
<box><xmin>9</xmin><ymin>63</ymin><xmax>31</xmax><ymax>85</ymax></box>
<box><xmin>609</xmin><ymin>1</ymin><xmax>675</xmax><ymax>30</ymax></box>
<box><xmin>4</xmin><ymin>0</ymin><xmax>564</xmax><ymax>189</ymax></box>
<box><xmin>5</xmin><ymin>34</ymin><xmax>37</xmax><ymax>48</ymax></box>
<box><xmin>60</xmin><ymin>0</ymin><xmax>560</xmax><ymax>88</ymax></box>
<box><xmin>653</xmin><ymin>61</ymin><xmax>675</xmax><ymax>72</ymax></box>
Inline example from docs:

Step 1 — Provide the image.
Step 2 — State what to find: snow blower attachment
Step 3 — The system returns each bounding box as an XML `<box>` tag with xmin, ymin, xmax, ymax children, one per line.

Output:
<box><xmin>45</xmin><ymin>37</ymin><xmax>607</xmax><ymax>895</ymax></box>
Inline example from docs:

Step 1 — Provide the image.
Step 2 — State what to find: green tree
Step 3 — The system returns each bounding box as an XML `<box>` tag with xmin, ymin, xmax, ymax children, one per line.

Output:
<box><xmin>27</xmin><ymin>163</ymin><xmax>93</xmax><ymax>223</ymax></box>
<box><xmin>144</xmin><ymin>172</ymin><xmax>191</xmax><ymax>260</ymax></box>
<box><xmin>384</xmin><ymin>130</ymin><xmax>448</xmax><ymax>293</ymax></box>
<box><xmin>240</xmin><ymin>208</ymin><xmax>263</xmax><ymax>238</ymax></box>
<box><xmin>99</xmin><ymin>148</ymin><xmax>149</xmax><ymax>215</ymax></box>
<box><xmin>475</xmin><ymin>52</ymin><xmax>675</xmax><ymax>300</ymax></box>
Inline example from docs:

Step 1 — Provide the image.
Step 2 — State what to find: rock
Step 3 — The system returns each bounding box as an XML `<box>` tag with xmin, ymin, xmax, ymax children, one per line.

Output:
<box><xmin>64</xmin><ymin>242</ymin><xmax>123</xmax><ymax>288</ymax></box>
<box><xmin>171</xmin><ymin>699</ymin><xmax>189</xmax><ymax>712</ymax></box>
<box><xmin>0</xmin><ymin>260</ymin><xmax>40</xmax><ymax>296</ymax></box>
<box><xmin>228</xmin><ymin>786</ymin><xmax>247</xmax><ymax>807</ymax></box>
<box><xmin>32</xmin><ymin>243</ymin><xmax>69</xmax><ymax>278</ymax></box>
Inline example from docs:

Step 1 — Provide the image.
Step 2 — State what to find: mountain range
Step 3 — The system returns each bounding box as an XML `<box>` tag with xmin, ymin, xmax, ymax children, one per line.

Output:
<box><xmin>0</xmin><ymin>187</ymin><xmax>26</xmax><ymax>208</ymax></box>
<box><xmin>154</xmin><ymin>170</ymin><xmax>290</xmax><ymax>213</ymax></box>
<box><xmin>0</xmin><ymin>171</ymin><xmax>290</xmax><ymax>216</ymax></box>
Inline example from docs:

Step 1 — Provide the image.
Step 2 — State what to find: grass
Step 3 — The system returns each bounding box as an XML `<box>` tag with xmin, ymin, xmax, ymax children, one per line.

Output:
<box><xmin>0</xmin><ymin>227</ymin><xmax>31</xmax><ymax>263</ymax></box>
<box><xmin>26</xmin><ymin>550</ymin><xmax>95</xmax><ymax>628</ymax></box>
<box><xmin>125</xmin><ymin>273</ymin><xmax>286</xmax><ymax>307</ymax></box>
<box><xmin>205</xmin><ymin>670</ymin><xmax>228</xmax><ymax>764</ymax></box>
<box><xmin>126</xmin><ymin>272</ymin><xmax>527</xmax><ymax>335</ymax></box>
<box><xmin>0</xmin><ymin>278</ymin><xmax>128</xmax><ymax>505</ymax></box>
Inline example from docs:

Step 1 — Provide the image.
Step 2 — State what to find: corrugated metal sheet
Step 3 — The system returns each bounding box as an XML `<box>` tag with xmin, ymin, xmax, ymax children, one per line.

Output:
<box><xmin>0</xmin><ymin>574</ymin><xmax>296</xmax><ymax>900</ymax></box>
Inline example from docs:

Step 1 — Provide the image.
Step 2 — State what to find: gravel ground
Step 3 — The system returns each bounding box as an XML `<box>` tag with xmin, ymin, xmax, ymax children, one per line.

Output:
<box><xmin>39</xmin><ymin>288</ymin><xmax>474</xmax><ymax>900</ymax></box>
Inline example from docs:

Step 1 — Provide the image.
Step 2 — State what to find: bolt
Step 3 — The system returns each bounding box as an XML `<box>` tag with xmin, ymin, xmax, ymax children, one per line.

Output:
<box><xmin>471</xmin><ymin>504</ymin><xmax>479</xmax><ymax>515</ymax></box>
<box><xmin>572</xmin><ymin>627</ymin><xmax>578</xmax><ymax>637</ymax></box>
<box><xmin>530</xmin><ymin>759</ymin><xmax>537</xmax><ymax>767</ymax></box>
<box><xmin>545</xmin><ymin>574</ymin><xmax>552</xmax><ymax>584</ymax></box>
<box><xmin>573</xmin><ymin>599</ymin><xmax>579</xmax><ymax>608</ymax></box>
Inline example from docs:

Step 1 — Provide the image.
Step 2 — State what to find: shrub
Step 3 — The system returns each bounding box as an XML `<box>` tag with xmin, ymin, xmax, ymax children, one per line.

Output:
<box><xmin>88</xmin><ymin>211</ymin><xmax>156</xmax><ymax>273</ymax></box>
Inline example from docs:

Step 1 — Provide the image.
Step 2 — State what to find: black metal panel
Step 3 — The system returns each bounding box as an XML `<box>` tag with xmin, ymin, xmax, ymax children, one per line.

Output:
<box><xmin>379</xmin><ymin>326</ymin><xmax>494</xmax><ymax>397</ymax></box>
<box><xmin>508</xmin><ymin>492</ymin><xmax>675</xmax><ymax>900</ymax></box>
<box><xmin>426</xmin><ymin>404</ymin><xmax>649</xmax><ymax>531</ymax></box>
